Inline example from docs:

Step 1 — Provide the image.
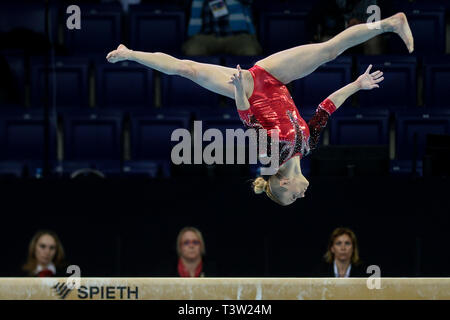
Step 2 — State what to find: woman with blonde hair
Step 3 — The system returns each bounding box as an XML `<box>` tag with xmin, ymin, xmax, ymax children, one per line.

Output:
<box><xmin>107</xmin><ymin>13</ymin><xmax>413</xmax><ymax>205</ymax></box>
<box><xmin>153</xmin><ymin>226</ymin><xmax>217</xmax><ymax>277</ymax></box>
<box><xmin>22</xmin><ymin>230</ymin><xmax>67</xmax><ymax>277</ymax></box>
<box><xmin>176</xmin><ymin>226</ymin><xmax>219</xmax><ymax>277</ymax></box>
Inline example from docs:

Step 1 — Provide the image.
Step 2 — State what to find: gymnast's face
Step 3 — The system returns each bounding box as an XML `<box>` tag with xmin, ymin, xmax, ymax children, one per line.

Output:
<box><xmin>331</xmin><ymin>234</ymin><xmax>353</xmax><ymax>263</ymax></box>
<box><xmin>272</xmin><ymin>173</ymin><xmax>309</xmax><ymax>205</ymax></box>
<box><xmin>179</xmin><ymin>231</ymin><xmax>202</xmax><ymax>261</ymax></box>
<box><xmin>35</xmin><ymin>234</ymin><xmax>57</xmax><ymax>267</ymax></box>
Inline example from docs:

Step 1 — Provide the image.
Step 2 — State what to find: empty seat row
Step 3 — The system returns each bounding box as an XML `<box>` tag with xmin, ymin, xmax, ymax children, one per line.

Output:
<box><xmin>0</xmin><ymin>2</ymin><xmax>185</xmax><ymax>54</ymax></box>
<box><xmin>0</xmin><ymin>107</ymin><xmax>449</xmax><ymax>176</ymax></box>
<box><xmin>2</xmin><ymin>53</ymin><xmax>450</xmax><ymax>108</ymax></box>
<box><xmin>330</xmin><ymin>108</ymin><xmax>450</xmax><ymax>162</ymax></box>
<box><xmin>0</xmin><ymin>108</ymin><xmax>242</xmax><ymax>177</ymax></box>
<box><xmin>0</xmin><ymin>2</ymin><xmax>447</xmax><ymax>55</ymax></box>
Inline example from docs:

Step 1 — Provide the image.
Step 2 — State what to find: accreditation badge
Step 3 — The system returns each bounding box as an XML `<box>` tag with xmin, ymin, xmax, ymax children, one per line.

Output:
<box><xmin>208</xmin><ymin>0</ymin><xmax>229</xmax><ymax>19</ymax></box>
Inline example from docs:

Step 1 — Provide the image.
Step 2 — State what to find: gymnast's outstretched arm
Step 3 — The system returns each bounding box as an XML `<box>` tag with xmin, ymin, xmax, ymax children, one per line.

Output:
<box><xmin>307</xmin><ymin>64</ymin><xmax>384</xmax><ymax>151</ymax></box>
<box><xmin>106</xmin><ymin>44</ymin><xmax>238</xmax><ymax>99</ymax></box>
<box><xmin>327</xmin><ymin>64</ymin><xmax>384</xmax><ymax>108</ymax></box>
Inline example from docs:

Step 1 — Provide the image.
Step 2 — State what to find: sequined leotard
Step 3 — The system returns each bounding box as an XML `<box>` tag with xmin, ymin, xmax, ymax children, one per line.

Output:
<box><xmin>237</xmin><ymin>65</ymin><xmax>337</xmax><ymax>166</ymax></box>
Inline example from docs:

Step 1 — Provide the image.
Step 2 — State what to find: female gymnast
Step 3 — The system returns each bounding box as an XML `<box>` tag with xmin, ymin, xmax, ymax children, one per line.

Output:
<box><xmin>106</xmin><ymin>12</ymin><xmax>413</xmax><ymax>206</ymax></box>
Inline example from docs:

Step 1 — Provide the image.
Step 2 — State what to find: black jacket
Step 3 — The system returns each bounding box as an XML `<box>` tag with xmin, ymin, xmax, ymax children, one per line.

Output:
<box><xmin>315</xmin><ymin>261</ymin><xmax>368</xmax><ymax>277</ymax></box>
<box><xmin>152</xmin><ymin>259</ymin><xmax>218</xmax><ymax>277</ymax></box>
<box><xmin>17</xmin><ymin>267</ymin><xmax>67</xmax><ymax>277</ymax></box>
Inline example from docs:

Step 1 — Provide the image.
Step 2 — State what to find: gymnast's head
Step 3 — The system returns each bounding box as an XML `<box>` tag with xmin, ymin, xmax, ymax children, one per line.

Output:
<box><xmin>253</xmin><ymin>171</ymin><xmax>309</xmax><ymax>206</ymax></box>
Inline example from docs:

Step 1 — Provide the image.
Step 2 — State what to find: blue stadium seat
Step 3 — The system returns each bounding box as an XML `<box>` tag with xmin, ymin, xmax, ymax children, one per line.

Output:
<box><xmin>129</xmin><ymin>5</ymin><xmax>185</xmax><ymax>54</ymax></box>
<box><xmin>0</xmin><ymin>50</ymin><xmax>26</xmax><ymax>106</ymax></box>
<box><xmin>160</xmin><ymin>56</ymin><xmax>221</xmax><ymax>108</ymax></box>
<box><xmin>392</xmin><ymin>0</ymin><xmax>450</xmax><ymax>10</ymax></box>
<box><xmin>31</xmin><ymin>56</ymin><xmax>90</xmax><ymax>107</ymax></box>
<box><xmin>357</xmin><ymin>56</ymin><xmax>417</xmax><ymax>108</ymax></box>
<box><xmin>122</xmin><ymin>161</ymin><xmax>166</xmax><ymax>179</ymax></box>
<box><xmin>395</xmin><ymin>108</ymin><xmax>450</xmax><ymax>161</ymax></box>
<box><xmin>125</xmin><ymin>106</ymin><xmax>192</xmax><ymax>118</ymax></box>
<box><xmin>129</xmin><ymin>111</ymin><xmax>189</xmax><ymax>160</ymax></box>
<box><xmin>197</xmin><ymin>109</ymin><xmax>243</xmax><ymax>130</ymax></box>
<box><xmin>128</xmin><ymin>111</ymin><xmax>190</xmax><ymax>177</ymax></box>
<box><xmin>201</xmin><ymin>111</ymin><xmax>246</xmax><ymax>131</ymax></box>
<box><xmin>56</xmin><ymin>160</ymin><xmax>123</xmax><ymax>178</ymax></box>
<box><xmin>258</xmin><ymin>10</ymin><xmax>309</xmax><ymax>54</ymax></box>
<box><xmin>63</xmin><ymin>3</ymin><xmax>122</xmax><ymax>54</ymax></box>
<box><xmin>0</xmin><ymin>2</ymin><xmax>58</xmax><ymax>44</ymax></box>
<box><xmin>423</xmin><ymin>55</ymin><xmax>450</xmax><ymax>107</ymax></box>
<box><xmin>0</xmin><ymin>162</ymin><xmax>23</xmax><ymax>178</ymax></box>
<box><xmin>0</xmin><ymin>108</ymin><xmax>57</xmax><ymax>176</ymax></box>
<box><xmin>291</xmin><ymin>56</ymin><xmax>352</xmax><ymax>109</ymax></box>
<box><xmin>329</xmin><ymin>108</ymin><xmax>390</xmax><ymax>145</ymax></box>
<box><xmin>389</xmin><ymin>7</ymin><xmax>446</xmax><ymax>54</ymax></box>
<box><xmin>254</xmin><ymin>0</ymin><xmax>316</xmax><ymax>12</ymax></box>
<box><xmin>95</xmin><ymin>61</ymin><xmax>154</xmax><ymax>108</ymax></box>
<box><xmin>61</xmin><ymin>109</ymin><xmax>123</xmax><ymax>162</ymax></box>
<box><xmin>200</xmin><ymin>111</ymin><xmax>251</xmax><ymax>164</ymax></box>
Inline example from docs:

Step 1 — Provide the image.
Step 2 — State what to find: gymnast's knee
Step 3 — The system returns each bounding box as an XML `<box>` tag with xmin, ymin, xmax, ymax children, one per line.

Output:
<box><xmin>178</xmin><ymin>60</ymin><xmax>198</xmax><ymax>80</ymax></box>
<box><xmin>322</xmin><ymin>41</ymin><xmax>340</xmax><ymax>62</ymax></box>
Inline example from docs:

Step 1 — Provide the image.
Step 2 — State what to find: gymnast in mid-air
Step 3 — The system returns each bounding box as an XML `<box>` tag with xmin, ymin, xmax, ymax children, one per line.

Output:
<box><xmin>106</xmin><ymin>12</ymin><xmax>414</xmax><ymax>206</ymax></box>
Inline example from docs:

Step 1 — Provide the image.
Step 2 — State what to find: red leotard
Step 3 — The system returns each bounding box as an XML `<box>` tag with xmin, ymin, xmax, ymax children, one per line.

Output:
<box><xmin>237</xmin><ymin>64</ymin><xmax>337</xmax><ymax>166</ymax></box>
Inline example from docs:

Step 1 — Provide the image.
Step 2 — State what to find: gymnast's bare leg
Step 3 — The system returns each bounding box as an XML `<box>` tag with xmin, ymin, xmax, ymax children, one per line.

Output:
<box><xmin>255</xmin><ymin>12</ymin><xmax>414</xmax><ymax>84</ymax></box>
<box><xmin>106</xmin><ymin>13</ymin><xmax>412</xmax><ymax>101</ymax></box>
<box><xmin>106</xmin><ymin>45</ymin><xmax>250</xmax><ymax>100</ymax></box>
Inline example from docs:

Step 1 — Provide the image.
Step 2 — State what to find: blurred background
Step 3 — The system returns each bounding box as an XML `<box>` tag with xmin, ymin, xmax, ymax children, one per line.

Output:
<box><xmin>0</xmin><ymin>0</ymin><xmax>449</xmax><ymax>277</ymax></box>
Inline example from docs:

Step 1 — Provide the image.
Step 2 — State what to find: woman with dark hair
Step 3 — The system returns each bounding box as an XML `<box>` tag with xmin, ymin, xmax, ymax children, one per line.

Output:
<box><xmin>107</xmin><ymin>12</ymin><xmax>413</xmax><ymax>205</ymax></box>
<box><xmin>22</xmin><ymin>230</ymin><xmax>67</xmax><ymax>277</ymax></box>
<box><xmin>316</xmin><ymin>227</ymin><xmax>367</xmax><ymax>277</ymax></box>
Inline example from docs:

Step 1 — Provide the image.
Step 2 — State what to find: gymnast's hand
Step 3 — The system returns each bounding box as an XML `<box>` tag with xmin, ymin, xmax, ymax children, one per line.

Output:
<box><xmin>106</xmin><ymin>44</ymin><xmax>132</xmax><ymax>63</ymax></box>
<box><xmin>357</xmin><ymin>64</ymin><xmax>384</xmax><ymax>90</ymax></box>
<box><xmin>228</xmin><ymin>64</ymin><xmax>245</xmax><ymax>93</ymax></box>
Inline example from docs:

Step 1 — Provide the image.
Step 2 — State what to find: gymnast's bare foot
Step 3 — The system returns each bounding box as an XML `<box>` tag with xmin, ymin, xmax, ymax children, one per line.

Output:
<box><xmin>384</xmin><ymin>12</ymin><xmax>414</xmax><ymax>53</ymax></box>
<box><xmin>106</xmin><ymin>44</ymin><xmax>132</xmax><ymax>63</ymax></box>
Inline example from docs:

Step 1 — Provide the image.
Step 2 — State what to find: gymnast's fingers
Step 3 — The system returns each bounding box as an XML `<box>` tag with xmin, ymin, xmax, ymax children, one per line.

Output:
<box><xmin>374</xmin><ymin>76</ymin><xmax>384</xmax><ymax>83</ymax></box>
<box><xmin>371</xmin><ymin>70</ymin><xmax>382</xmax><ymax>77</ymax></box>
<box><xmin>365</xmin><ymin>64</ymin><xmax>373</xmax><ymax>74</ymax></box>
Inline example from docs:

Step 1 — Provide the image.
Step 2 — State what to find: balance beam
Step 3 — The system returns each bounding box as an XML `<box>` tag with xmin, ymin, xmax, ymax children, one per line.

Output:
<box><xmin>0</xmin><ymin>278</ymin><xmax>449</xmax><ymax>300</ymax></box>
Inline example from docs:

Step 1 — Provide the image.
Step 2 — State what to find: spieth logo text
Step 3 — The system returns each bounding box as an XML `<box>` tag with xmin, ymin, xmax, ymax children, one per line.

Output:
<box><xmin>53</xmin><ymin>282</ymin><xmax>139</xmax><ymax>300</ymax></box>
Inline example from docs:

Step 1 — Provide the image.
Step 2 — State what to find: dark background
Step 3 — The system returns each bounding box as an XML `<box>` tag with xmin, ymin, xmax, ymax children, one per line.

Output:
<box><xmin>0</xmin><ymin>0</ymin><xmax>449</xmax><ymax>278</ymax></box>
<box><xmin>2</xmin><ymin>174</ymin><xmax>449</xmax><ymax>277</ymax></box>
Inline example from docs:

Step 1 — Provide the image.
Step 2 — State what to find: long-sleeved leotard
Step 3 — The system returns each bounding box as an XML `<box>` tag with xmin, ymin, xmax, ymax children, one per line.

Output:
<box><xmin>237</xmin><ymin>65</ymin><xmax>337</xmax><ymax>167</ymax></box>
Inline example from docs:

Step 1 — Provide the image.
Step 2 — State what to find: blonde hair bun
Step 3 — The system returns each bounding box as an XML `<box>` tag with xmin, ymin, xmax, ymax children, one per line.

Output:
<box><xmin>253</xmin><ymin>177</ymin><xmax>267</xmax><ymax>194</ymax></box>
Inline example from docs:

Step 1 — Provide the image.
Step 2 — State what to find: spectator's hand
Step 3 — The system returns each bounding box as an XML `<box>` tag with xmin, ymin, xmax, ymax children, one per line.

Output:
<box><xmin>106</xmin><ymin>44</ymin><xmax>132</xmax><ymax>63</ymax></box>
<box><xmin>228</xmin><ymin>65</ymin><xmax>245</xmax><ymax>92</ymax></box>
<box><xmin>356</xmin><ymin>64</ymin><xmax>384</xmax><ymax>90</ymax></box>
